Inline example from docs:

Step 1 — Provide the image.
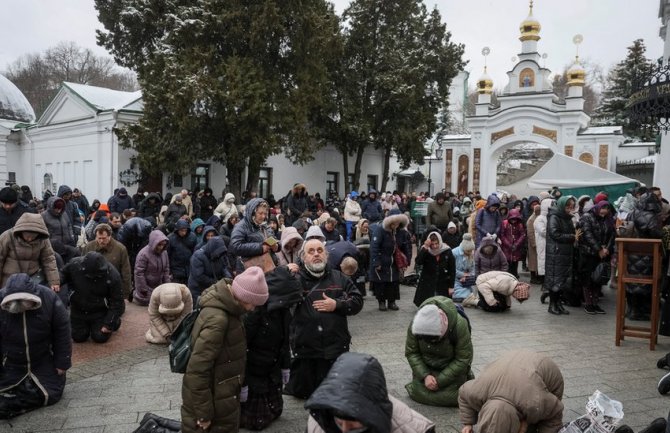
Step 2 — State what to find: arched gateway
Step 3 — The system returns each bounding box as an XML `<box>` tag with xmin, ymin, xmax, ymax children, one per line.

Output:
<box><xmin>439</xmin><ymin>2</ymin><xmax>623</xmax><ymax>196</ymax></box>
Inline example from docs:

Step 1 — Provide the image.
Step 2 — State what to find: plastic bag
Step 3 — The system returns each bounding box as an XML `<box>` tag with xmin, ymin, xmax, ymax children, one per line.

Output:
<box><xmin>559</xmin><ymin>390</ymin><xmax>624</xmax><ymax>433</ymax></box>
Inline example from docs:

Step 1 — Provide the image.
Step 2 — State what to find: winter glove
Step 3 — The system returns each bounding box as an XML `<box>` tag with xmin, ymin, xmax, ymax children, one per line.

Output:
<box><xmin>240</xmin><ymin>386</ymin><xmax>248</xmax><ymax>403</ymax></box>
<box><xmin>281</xmin><ymin>369</ymin><xmax>291</xmax><ymax>385</ymax></box>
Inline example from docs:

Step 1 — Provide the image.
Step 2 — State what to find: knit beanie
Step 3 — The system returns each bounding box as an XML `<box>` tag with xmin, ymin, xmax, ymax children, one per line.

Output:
<box><xmin>448</xmin><ymin>221</ymin><xmax>457</xmax><ymax>230</ymax></box>
<box><xmin>0</xmin><ymin>187</ymin><xmax>18</xmax><ymax>204</ymax></box>
<box><xmin>460</xmin><ymin>233</ymin><xmax>476</xmax><ymax>253</ymax></box>
<box><xmin>411</xmin><ymin>304</ymin><xmax>449</xmax><ymax>337</ymax></box>
<box><xmin>232</xmin><ymin>266</ymin><xmax>269</xmax><ymax>307</ymax></box>
<box><xmin>158</xmin><ymin>284</ymin><xmax>186</xmax><ymax>315</ymax></box>
<box><xmin>538</xmin><ymin>191</ymin><xmax>551</xmax><ymax>200</ymax></box>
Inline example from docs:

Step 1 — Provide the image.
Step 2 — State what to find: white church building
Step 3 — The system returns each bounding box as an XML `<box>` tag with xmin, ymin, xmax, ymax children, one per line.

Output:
<box><xmin>422</xmin><ymin>2</ymin><xmax>627</xmax><ymax>197</ymax></box>
<box><xmin>0</xmin><ymin>1</ymin><xmax>658</xmax><ymax>202</ymax></box>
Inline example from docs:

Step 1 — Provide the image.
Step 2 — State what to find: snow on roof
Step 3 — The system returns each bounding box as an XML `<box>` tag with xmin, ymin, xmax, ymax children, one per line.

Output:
<box><xmin>579</xmin><ymin>126</ymin><xmax>622</xmax><ymax>135</ymax></box>
<box><xmin>442</xmin><ymin>134</ymin><xmax>471</xmax><ymax>140</ymax></box>
<box><xmin>63</xmin><ymin>82</ymin><xmax>143</xmax><ymax>112</ymax></box>
<box><xmin>633</xmin><ymin>155</ymin><xmax>656</xmax><ymax>164</ymax></box>
<box><xmin>619</xmin><ymin>141</ymin><xmax>655</xmax><ymax>147</ymax></box>
<box><xmin>0</xmin><ymin>74</ymin><xmax>35</xmax><ymax>123</ymax></box>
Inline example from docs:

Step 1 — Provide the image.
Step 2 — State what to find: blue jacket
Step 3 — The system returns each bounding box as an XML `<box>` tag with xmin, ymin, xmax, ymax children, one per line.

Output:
<box><xmin>361</xmin><ymin>193</ymin><xmax>383</xmax><ymax>223</ymax></box>
<box><xmin>475</xmin><ymin>194</ymin><xmax>502</xmax><ymax>246</ymax></box>
<box><xmin>452</xmin><ymin>246</ymin><xmax>476</xmax><ymax>300</ymax></box>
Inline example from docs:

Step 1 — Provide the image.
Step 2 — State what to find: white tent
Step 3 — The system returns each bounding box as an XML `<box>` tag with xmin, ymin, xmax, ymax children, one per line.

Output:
<box><xmin>527</xmin><ymin>153</ymin><xmax>640</xmax><ymax>189</ymax></box>
<box><xmin>524</xmin><ymin>153</ymin><xmax>642</xmax><ymax>202</ymax></box>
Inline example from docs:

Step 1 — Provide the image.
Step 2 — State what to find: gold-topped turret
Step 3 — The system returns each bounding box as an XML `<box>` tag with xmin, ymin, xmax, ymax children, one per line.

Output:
<box><xmin>519</xmin><ymin>0</ymin><xmax>541</xmax><ymax>42</ymax></box>
<box><xmin>567</xmin><ymin>56</ymin><xmax>586</xmax><ymax>86</ymax></box>
<box><xmin>477</xmin><ymin>66</ymin><xmax>494</xmax><ymax>95</ymax></box>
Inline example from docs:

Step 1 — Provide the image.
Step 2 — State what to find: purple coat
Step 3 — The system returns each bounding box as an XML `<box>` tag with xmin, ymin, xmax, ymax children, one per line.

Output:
<box><xmin>133</xmin><ymin>230</ymin><xmax>171</xmax><ymax>305</ymax></box>
<box><xmin>475</xmin><ymin>235</ymin><xmax>508</xmax><ymax>276</ymax></box>
<box><xmin>500</xmin><ymin>209</ymin><xmax>527</xmax><ymax>263</ymax></box>
<box><xmin>475</xmin><ymin>194</ymin><xmax>502</xmax><ymax>246</ymax></box>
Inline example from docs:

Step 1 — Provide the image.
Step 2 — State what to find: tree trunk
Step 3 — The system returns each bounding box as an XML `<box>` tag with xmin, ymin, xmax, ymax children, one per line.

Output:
<box><xmin>342</xmin><ymin>152</ymin><xmax>350</xmax><ymax>195</ymax></box>
<box><xmin>245</xmin><ymin>155</ymin><xmax>263</xmax><ymax>195</ymax></box>
<box><xmin>226</xmin><ymin>159</ymin><xmax>245</xmax><ymax>200</ymax></box>
<box><xmin>353</xmin><ymin>144</ymin><xmax>365</xmax><ymax>193</ymax></box>
<box><xmin>380</xmin><ymin>147</ymin><xmax>392</xmax><ymax>193</ymax></box>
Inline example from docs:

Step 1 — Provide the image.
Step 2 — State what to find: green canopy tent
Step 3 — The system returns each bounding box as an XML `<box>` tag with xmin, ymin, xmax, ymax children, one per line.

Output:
<box><xmin>526</xmin><ymin>153</ymin><xmax>642</xmax><ymax>203</ymax></box>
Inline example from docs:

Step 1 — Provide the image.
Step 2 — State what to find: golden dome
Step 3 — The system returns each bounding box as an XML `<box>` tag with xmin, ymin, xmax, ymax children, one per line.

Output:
<box><xmin>567</xmin><ymin>57</ymin><xmax>586</xmax><ymax>86</ymax></box>
<box><xmin>477</xmin><ymin>67</ymin><xmax>494</xmax><ymax>95</ymax></box>
<box><xmin>519</xmin><ymin>2</ymin><xmax>541</xmax><ymax>42</ymax></box>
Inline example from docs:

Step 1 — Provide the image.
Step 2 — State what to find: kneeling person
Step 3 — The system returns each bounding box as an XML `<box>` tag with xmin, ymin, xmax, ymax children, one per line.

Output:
<box><xmin>306</xmin><ymin>352</ymin><xmax>436</xmax><ymax>433</ymax></box>
<box><xmin>64</xmin><ymin>251</ymin><xmax>124</xmax><ymax>343</ymax></box>
<box><xmin>405</xmin><ymin>296</ymin><xmax>473</xmax><ymax>407</ymax></box>
<box><xmin>145</xmin><ymin>283</ymin><xmax>193</xmax><ymax>344</ymax></box>
<box><xmin>476</xmin><ymin>271</ymin><xmax>530</xmax><ymax>312</ymax></box>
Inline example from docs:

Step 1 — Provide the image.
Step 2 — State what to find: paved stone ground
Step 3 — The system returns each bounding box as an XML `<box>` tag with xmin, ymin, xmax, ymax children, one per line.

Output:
<box><xmin>3</xmin><ymin>277</ymin><xmax>670</xmax><ymax>433</ymax></box>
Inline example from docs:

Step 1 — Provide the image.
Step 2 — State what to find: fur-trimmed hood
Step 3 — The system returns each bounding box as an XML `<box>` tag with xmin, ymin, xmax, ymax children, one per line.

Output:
<box><xmin>382</xmin><ymin>213</ymin><xmax>409</xmax><ymax>231</ymax></box>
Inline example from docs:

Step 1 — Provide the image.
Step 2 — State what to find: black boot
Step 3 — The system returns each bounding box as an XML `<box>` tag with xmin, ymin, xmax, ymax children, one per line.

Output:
<box><xmin>548</xmin><ymin>293</ymin><xmax>561</xmax><ymax>315</ymax></box>
<box><xmin>540</xmin><ymin>292</ymin><xmax>549</xmax><ymax>304</ymax></box>
<box><xmin>657</xmin><ymin>353</ymin><xmax>670</xmax><ymax>369</ymax></box>
<box><xmin>639</xmin><ymin>417</ymin><xmax>667</xmax><ymax>433</ymax></box>
<box><xmin>557</xmin><ymin>302</ymin><xmax>570</xmax><ymax>315</ymax></box>
<box><xmin>378</xmin><ymin>300</ymin><xmax>387</xmax><ymax>311</ymax></box>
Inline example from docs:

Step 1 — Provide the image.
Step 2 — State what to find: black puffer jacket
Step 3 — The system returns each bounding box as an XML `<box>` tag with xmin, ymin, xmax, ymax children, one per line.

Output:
<box><xmin>64</xmin><ymin>252</ymin><xmax>125</xmax><ymax>326</ymax></box>
<box><xmin>626</xmin><ymin>193</ymin><xmax>662</xmax><ymax>296</ymax></box>
<box><xmin>290</xmin><ymin>266</ymin><xmax>363</xmax><ymax>359</ymax></box>
<box><xmin>0</xmin><ymin>274</ymin><xmax>72</xmax><ymax>406</ymax></box>
<box><xmin>578</xmin><ymin>204</ymin><xmax>615</xmax><ymax>257</ymax></box>
<box><xmin>631</xmin><ymin>193</ymin><xmax>663</xmax><ymax>239</ymax></box>
<box><xmin>167</xmin><ymin>220</ymin><xmax>197</xmax><ymax>281</ymax></box>
<box><xmin>138</xmin><ymin>193</ymin><xmax>162</xmax><ymax>219</ymax></box>
<box><xmin>187</xmin><ymin>237</ymin><xmax>232</xmax><ymax>299</ymax></box>
<box><xmin>243</xmin><ymin>266</ymin><xmax>302</xmax><ymax>392</ymax></box>
<box><xmin>544</xmin><ymin>197</ymin><xmax>576</xmax><ymax>293</ymax></box>
<box><xmin>42</xmin><ymin>197</ymin><xmax>75</xmax><ymax>246</ymax></box>
<box><xmin>369</xmin><ymin>213</ymin><xmax>412</xmax><ymax>283</ymax></box>
<box><xmin>306</xmin><ymin>353</ymin><xmax>393</xmax><ymax>433</ymax></box>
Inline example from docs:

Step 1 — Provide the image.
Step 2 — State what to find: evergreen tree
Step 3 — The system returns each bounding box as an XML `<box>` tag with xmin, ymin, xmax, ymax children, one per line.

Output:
<box><xmin>592</xmin><ymin>39</ymin><xmax>653</xmax><ymax>141</ymax></box>
<box><xmin>95</xmin><ymin>0</ymin><xmax>339</xmax><ymax>197</ymax></box>
<box><xmin>317</xmin><ymin>1</ymin><xmax>464</xmax><ymax>193</ymax></box>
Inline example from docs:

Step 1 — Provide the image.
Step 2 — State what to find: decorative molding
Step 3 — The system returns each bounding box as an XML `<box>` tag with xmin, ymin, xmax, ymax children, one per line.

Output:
<box><xmin>473</xmin><ymin>149</ymin><xmax>481</xmax><ymax>192</ymax></box>
<box><xmin>491</xmin><ymin>127</ymin><xmax>514</xmax><ymax>144</ymax></box>
<box><xmin>599</xmin><ymin>144</ymin><xmax>608</xmax><ymax>169</ymax></box>
<box><xmin>445</xmin><ymin>149</ymin><xmax>453</xmax><ymax>192</ymax></box>
<box><xmin>473</xmin><ymin>132</ymin><xmax>482</xmax><ymax>141</ymax></box>
<box><xmin>532</xmin><ymin>125</ymin><xmax>557</xmax><ymax>142</ymax></box>
<box><xmin>518</xmin><ymin>123</ymin><xmax>530</xmax><ymax>136</ymax></box>
<box><xmin>564</xmin><ymin>145</ymin><xmax>574</xmax><ymax>157</ymax></box>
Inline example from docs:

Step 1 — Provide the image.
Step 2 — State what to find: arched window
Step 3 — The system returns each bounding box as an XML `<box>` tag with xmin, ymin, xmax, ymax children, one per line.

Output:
<box><xmin>43</xmin><ymin>173</ymin><xmax>53</xmax><ymax>194</ymax></box>
<box><xmin>519</xmin><ymin>68</ymin><xmax>535</xmax><ymax>88</ymax></box>
<box><xmin>579</xmin><ymin>152</ymin><xmax>594</xmax><ymax>165</ymax></box>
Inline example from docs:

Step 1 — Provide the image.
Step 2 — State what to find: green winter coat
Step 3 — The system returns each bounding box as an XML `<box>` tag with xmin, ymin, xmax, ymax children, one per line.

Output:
<box><xmin>181</xmin><ymin>279</ymin><xmax>247</xmax><ymax>433</ymax></box>
<box><xmin>405</xmin><ymin>296</ymin><xmax>473</xmax><ymax>407</ymax></box>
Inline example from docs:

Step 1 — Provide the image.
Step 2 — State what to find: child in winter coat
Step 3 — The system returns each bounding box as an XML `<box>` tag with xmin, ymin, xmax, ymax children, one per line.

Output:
<box><xmin>499</xmin><ymin>209</ymin><xmax>527</xmax><ymax>278</ymax></box>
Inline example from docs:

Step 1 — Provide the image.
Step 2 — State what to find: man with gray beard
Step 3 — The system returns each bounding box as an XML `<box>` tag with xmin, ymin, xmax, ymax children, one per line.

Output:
<box><xmin>284</xmin><ymin>239</ymin><xmax>364</xmax><ymax>399</ymax></box>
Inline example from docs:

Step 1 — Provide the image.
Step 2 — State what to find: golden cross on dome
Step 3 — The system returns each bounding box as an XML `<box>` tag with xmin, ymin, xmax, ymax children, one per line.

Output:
<box><xmin>529</xmin><ymin>0</ymin><xmax>534</xmax><ymax>14</ymax></box>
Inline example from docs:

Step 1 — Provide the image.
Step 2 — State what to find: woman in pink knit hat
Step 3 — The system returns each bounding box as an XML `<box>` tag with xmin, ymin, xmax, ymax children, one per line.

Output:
<box><xmin>181</xmin><ymin>266</ymin><xmax>268</xmax><ymax>433</ymax></box>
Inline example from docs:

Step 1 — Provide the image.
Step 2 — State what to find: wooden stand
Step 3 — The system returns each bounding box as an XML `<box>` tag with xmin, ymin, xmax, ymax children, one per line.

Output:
<box><xmin>615</xmin><ymin>238</ymin><xmax>663</xmax><ymax>350</ymax></box>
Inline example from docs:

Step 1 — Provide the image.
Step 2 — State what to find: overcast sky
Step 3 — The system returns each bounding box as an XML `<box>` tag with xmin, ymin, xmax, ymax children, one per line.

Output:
<box><xmin>1</xmin><ymin>0</ymin><xmax>664</xmax><ymax>89</ymax></box>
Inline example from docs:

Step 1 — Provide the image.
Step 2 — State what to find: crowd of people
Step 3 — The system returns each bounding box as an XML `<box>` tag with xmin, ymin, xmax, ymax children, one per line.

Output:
<box><xmin>1</xmin><ymin>180</ymin><xmax>669</xmax><ymax>432</ymax></box>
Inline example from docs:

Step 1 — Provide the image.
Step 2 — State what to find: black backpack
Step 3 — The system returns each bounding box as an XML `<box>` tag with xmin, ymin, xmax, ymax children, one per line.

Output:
<box><xmin>168</xmin><ymin>308</ymin><xmax>201</xmax><ymax>373</ymax></box>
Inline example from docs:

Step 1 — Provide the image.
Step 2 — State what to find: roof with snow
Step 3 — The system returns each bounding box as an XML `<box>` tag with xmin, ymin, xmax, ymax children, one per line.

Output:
<box><xmin>63</xmin><ymin>82</ymin><xmax>142</xmax><ymax>112</ymax></box>
<box><xmin>579</xmin><ymin>126</ymin><xmax>622</xmax><ymax>135</ymax></box>
<box><xmin>0</xmin><ymin>74</ymin><xmax>36</xmax><ymax>123</ymax></box>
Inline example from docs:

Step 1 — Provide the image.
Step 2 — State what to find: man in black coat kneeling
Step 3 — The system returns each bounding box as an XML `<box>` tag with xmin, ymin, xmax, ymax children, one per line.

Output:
<box><xmin>64</xmin><ymin>251</ymin><xmax>125</xmax><ymax>343</ymax></box>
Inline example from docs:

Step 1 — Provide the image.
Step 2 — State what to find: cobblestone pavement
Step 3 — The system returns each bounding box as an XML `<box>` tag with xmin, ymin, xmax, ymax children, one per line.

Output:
<box><xmin>3</xmin><ymin>278</ymin><xmax>670</xmax><ymax>433</ymax></box>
